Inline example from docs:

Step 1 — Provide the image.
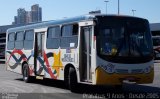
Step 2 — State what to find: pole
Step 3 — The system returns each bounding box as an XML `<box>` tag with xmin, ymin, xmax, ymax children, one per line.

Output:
<box><xmin>118</xmin><ymin>0</ymin><xmax>120</xmax><ymax>15</ymax></box>
<box><xmin>104</xmin><ymin>1</ymin><xmax>109</xmax><ymax>14</ymax></box>
<box><xmin>132</xmin><ymin>9</ymin><xmax>136</xmax><ymax>16</ymax></box>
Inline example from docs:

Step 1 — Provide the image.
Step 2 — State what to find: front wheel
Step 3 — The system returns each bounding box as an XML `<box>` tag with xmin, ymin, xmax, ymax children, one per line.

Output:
<box><xmin>69</xmin><ymin>67</ymin><xmax>78</xmax><ymax>92</ymax></box>
<box><xmin>22</xmin><ymin>64</ymin><xmax>33</xmax><ymax>83</ymax></box>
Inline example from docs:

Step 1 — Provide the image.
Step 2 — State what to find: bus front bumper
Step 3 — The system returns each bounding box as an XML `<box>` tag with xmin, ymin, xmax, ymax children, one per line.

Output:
<box><xmin>95</xmin><ymin>67</ymin><xmax>154</xmax><ymax>85</ymax></box>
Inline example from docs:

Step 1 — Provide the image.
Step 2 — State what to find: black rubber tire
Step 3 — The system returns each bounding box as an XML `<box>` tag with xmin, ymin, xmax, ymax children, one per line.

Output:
<box><xmin>22</xmin><ymin>64</ymin><xmax>33</xmax><ymax>83</ymax></box>
<box><xmin>69</xmin><ymin>67</ymin><xmax>78</xmax><ymax>92</ymax></box>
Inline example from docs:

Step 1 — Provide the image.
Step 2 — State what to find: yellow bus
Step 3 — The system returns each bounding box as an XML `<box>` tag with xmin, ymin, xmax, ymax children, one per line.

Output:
<box><xmin>6</xmin><ymin>14</ymin><xmax>154</xmax><ymax>92</ymax></box>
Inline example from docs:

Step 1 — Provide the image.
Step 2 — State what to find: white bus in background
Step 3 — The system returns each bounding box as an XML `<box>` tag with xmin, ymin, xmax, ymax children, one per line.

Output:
<box><xmin>6</xmin><ymin>14</ymin><xmax>154</xmax><ymax>92</ymax></box>
<box><xmin>152</xmin><ymin>36</ymin><xmax>160</xmax><ymax>59</ymax></box>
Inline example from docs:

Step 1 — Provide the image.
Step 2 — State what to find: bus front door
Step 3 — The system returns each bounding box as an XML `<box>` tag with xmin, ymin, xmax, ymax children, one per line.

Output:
<box><xmin>80</xmin><ymin>26</ymin><xmax>92</xmax><ymax>82</ymax></box>
<box><xmin>34</xmin><ymin>32</ymin><xmax>45</xmax><ymax>76</ymax></box>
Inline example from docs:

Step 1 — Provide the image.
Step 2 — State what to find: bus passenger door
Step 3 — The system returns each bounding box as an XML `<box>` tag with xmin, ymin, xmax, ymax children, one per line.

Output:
<box><xmin>80</xmin><ymin>26</ymin><xmax>92</xmax><ymax>82</ymax></box>
<box><xmin>34</xmin><ymin>32</ymin><xmax>45</xmax><ymax>76</ymax></box>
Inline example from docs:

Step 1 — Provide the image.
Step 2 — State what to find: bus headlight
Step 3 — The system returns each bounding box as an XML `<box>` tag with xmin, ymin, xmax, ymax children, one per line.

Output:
<box><xmin>144</xmin><ymin>66</ymin><xmax>151</xmax><ymax>73</ymax></box>
<box><xmin>101</xmin><ymin>63</ymin><xmax>115</xmax><ymax>74</ymax></box>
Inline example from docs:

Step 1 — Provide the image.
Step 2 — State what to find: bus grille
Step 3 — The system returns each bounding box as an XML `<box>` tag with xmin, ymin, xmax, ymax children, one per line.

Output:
<box><xmin>115</xmin><ymin>69</ymin><xmax>128</xmax><ymax>74</ymax></box>
<box><xmin>131</xmin><ymin>69</ymin><xmax>143</xmax><ymax>74</ymax></box>
<box><xmin>115</xmin><ymin>69</ymin><xmax>143</xmax><ymax>74</ymax></box>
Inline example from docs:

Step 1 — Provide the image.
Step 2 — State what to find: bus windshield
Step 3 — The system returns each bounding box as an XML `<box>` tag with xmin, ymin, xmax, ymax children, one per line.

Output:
<box><xmin>96</xmin><ymin>16</ymin><xmax>153</xmax><ymax>63</ymax></box>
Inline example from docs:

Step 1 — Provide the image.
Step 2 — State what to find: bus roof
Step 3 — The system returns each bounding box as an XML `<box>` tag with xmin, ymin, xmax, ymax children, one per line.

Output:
<box><xmin>7</xmin><ymin>14</ymin><xmax>146</xmax><ymax>33</ymax></box>
<box><xmin>7</xmin><ymin>15</ymin><xmax>95</xmax><ymax>33</ymax></box>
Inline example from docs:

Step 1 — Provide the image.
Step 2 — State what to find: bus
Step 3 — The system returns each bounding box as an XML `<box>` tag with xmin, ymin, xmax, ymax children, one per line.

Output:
<box><xmin>6</xmin><ymin>14</ymin><xmax>154</xmax><ymax>92</ymax></box>
<box><xmin>152</xmin><ymin>36</ymin><xmax>160</xmax><ymax>59</ymax></box>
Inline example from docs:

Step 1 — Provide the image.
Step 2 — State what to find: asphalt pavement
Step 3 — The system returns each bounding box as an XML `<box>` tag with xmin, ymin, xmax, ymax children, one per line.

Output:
<box><xmin>0</xmin><ymin>63</ymin><xmax>159</xmax><ymax>99</ymax></box>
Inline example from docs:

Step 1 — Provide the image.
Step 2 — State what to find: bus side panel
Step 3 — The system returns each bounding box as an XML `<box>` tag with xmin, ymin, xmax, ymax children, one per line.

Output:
<box><xmin>43</xmin><ymin>48</ymin><xmax>78</xmax><ymax>81</ymax></box>
<box><xmin>60</xmin><ymin>49</ymin><xmax>78</xmax><ymax>80</ymax></box>
<box><xmin>43</xmin><ymin>49</ymin><xmax>64</xmax><ymax>80</ymax></box>
<box><xmin>53</xmin><ymin>49</ymin><xmax>64</xmax><ymax>80</ymax></box>
<box><xmin>6</xmin><ymin>50</ymin><xmax>22</xmax><ymax>74</ymax></box>
<box><xmin>23</xmin><ymin>50</ymin><xmax>35</xmax><ymax>76</ymax></box>
<box><xmin>43</xmin><ymin>49</ymin><xmax>54</xmax><ymax>79</ymax></box>
<box><xmin>6</xmin><ymin>49</ymin><xmax>35</xmax><ymax>75</ymax></box>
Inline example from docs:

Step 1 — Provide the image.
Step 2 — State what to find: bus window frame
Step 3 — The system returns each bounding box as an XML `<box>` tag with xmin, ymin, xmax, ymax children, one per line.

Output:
<box><xmin>7</xmin><ymin>32</ymin><xmax>15</xmax><ymax>50</ymax></box>
<box><xmin>24</xmin><ymin>30</ymin><xmax>34</xmax><ymax>50</ymax></box>
<box><xmin>46</xmin><ymin>26</ymin><xmax>61</xmax><ymax>49</ymax></box>
<box><xmin>60</xmin><ymin>23</ymin><xmax>79</xmax><ymax>49</ymax></box>
<box><xmin>15</xmin><ymin>31</ymin><xmax>24</xmax><ymax>50</ymax></box>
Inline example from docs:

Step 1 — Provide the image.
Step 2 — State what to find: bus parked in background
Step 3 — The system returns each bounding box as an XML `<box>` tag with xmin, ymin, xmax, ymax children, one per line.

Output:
<box><xmin>152</xmin><ymin>36</ymin><xmax>160</xmax><ymax>59</ymax></box>
<box><xmin>6</xmin><ymin>14</ymin><xmax>154</xmax><ymax>92</ymax></box>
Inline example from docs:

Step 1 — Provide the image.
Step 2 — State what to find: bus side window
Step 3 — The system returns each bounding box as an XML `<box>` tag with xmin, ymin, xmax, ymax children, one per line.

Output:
<box><xmin>61</xmin><ymin>24</ymin><xmax>78</xmax><ymax>48</ymax></box>
<box><xmin>7</xmin><ymin>33</ymin><xmax>15</xmax><ymax>50</ymax></box>
<box><xmin>15</xmin><ymin>31</ymin><xmax>24</xmax><ymax>50</ymax></box>
<box><xmin>46</xmin><ymin>26</ymin><xmax>60</xmax><ymax>49</ymax></box>
<box><xmin>24</xmin><ymin>30</ymin><xmax>34</xmax><ymax>50</ymax></box>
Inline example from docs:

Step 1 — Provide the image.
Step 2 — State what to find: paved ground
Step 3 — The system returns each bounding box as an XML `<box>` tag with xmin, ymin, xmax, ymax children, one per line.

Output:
<box><xmin>0</xmin><ymin>63</ymin><xmax>159</xmax><ymax>99</ymax></box>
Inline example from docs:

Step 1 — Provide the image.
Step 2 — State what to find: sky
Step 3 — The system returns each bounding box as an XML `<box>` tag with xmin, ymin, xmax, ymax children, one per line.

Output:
<box><xmin>0</xmin><ymin>0</ymin><xmax>159</xmax><ymax>26</ymax></box>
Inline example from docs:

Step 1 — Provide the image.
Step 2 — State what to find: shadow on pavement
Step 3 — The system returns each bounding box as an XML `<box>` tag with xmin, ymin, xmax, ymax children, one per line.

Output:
<box><xmin>15</xmin><ymin>78</ymin><xmax>67</xmax><ymax>89</ymax></box>
<box><xmin>15</xmin><ymin>78</ymin><xmax>160</xmax><ymax>93</ymax></box>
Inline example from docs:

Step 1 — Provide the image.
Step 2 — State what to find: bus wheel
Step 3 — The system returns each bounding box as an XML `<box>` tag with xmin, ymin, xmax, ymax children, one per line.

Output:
<box><xmin>69</xmin><ymin>67</ymin><xmax>78</xmax><ymax>92</ymax></box>
<box><xmin>22</xmin><ymin>64</ymin><xmax>32</xmax><ymax>83</ymax></box>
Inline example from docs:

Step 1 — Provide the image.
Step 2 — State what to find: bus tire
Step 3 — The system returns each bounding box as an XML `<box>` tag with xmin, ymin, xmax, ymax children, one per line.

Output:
<box><xmin>69</xmin><ymin>67</ymin><xmax>78</xmax><ymax>92</ymax></box>
<box><xmin>22</xmin><ymin>64</ymin><xmax>32</xmax><ymax>83</ymax></box>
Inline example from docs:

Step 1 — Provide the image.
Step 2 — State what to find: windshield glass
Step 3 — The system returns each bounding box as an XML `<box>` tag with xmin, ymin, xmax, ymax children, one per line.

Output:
<box><xmin>96</xmin><ymin>16</ymin><xmax>153</xmax><ymax>63</ymax></box>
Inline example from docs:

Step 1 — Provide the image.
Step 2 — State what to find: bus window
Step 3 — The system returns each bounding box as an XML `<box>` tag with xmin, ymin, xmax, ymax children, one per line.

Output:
<box><xmin>24</xmin><ymin>30</ymin><xmax>34</xmax><ymax>50</ymax></box>
<box><xmin>7</xmin><ymin>33</ymin><xmax>15</xmax><ymax>50</ymax></box>
<box><xmin>46</xmin><ymin>26</ymin><xmax>60</xmax><ymax>49</ymax></box>
<box><xmin>48</xmin><ymin>26</ymin><xmax>60</xmax><ymax>38</ymax></box>
<box><xmin>62</xmin><ymin>25</ymin><xmax>72</xmax><ymax>37</ymax></box>
<box><xmin>15</xmin><ymin>31</ymin><xmax>24</xmax><ymax>49</ymax></box>
<box><xmin>61</xmin><ymin>24</ymin><xmax>78</xmax><ymax>48</ymax></box>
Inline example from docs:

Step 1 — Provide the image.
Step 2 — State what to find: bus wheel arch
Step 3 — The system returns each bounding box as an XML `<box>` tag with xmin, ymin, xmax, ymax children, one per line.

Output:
<box><xmin>22</xmin><ymin>62</ymin><xmax>34</xmax><ymax>83</ymax></box>
<box><xmin>64</xmin><ymin>64</ymin><xmax>78</xmax><ymax>92</ymax></box>
<box><xmin>64</xmin><ymin>64</ymin><xmax>75</xmax><ymax>86</ymax></box>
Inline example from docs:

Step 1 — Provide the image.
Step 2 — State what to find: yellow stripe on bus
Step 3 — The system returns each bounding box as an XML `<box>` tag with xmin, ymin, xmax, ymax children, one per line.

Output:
<box><xmin>95</xmin><ymin>67</ymin><xmax>154</xmax><ymax>85</ymax></box>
